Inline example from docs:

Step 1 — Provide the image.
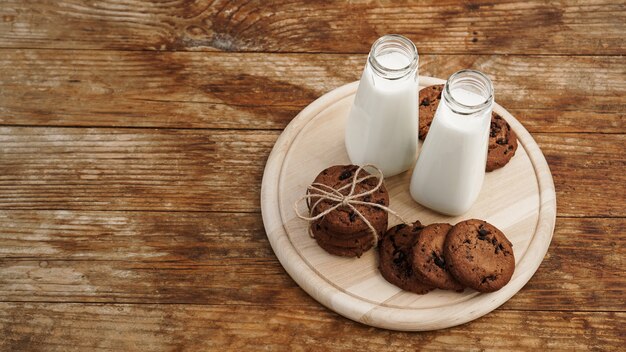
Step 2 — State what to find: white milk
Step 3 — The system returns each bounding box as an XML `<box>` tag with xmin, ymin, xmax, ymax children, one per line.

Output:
<box><xmin>345</xmin><ymin>35</ymin><xmax>419</xmax><ymax>177</ymax></box>
<box><xmin>410</xmin><ymin>74</ymin><xmax>493</xmax><ymax>216</ymax></box>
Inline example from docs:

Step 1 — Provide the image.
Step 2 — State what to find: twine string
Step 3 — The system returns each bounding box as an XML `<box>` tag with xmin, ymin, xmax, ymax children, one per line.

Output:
<box><xmin>293</xmin><ymin>164</ymin><xmax>409</xmax><ymax>246</ymax></box>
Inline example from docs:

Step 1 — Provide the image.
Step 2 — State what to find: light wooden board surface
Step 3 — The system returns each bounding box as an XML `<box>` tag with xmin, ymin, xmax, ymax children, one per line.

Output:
<box><xmin>261</xmin><ymin>77</ymin><xmax>556</xmax><ymax>330</ymax></box>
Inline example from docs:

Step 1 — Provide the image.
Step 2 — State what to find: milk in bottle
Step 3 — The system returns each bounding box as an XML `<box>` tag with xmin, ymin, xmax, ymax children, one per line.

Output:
<box><xmin>345</xmin><ymin>35</ymin><xmax>419</xmax><ymax>177</ymax></box>
<box><xmin>410</xmin><ymin>70</ymin><xmax>494</xmax><ymax>215</ymax></box>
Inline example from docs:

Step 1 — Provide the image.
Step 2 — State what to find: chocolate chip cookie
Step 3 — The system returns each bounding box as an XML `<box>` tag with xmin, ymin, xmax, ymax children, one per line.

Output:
<box><xmin>412</xmin><ymin>223</ymin><xmax>465</xmax><ymax>291</ymax></box>
<box><xmin>315</xmin><ymin>235</ymin><xmax>375</xmax><ymax>258</ymax></box>
<box><xmin>307</xmin><ymin>165</ymin><xmax>389</xmax><ymax>257</ymax></box>
<box><xmin>418</xmin><ymin>84</ymin><xmax>443</xmax><ymax>140</ymax></box>
<box><xmin>444</xmin><ymin>219</ymin><xmax>515</xmax><ymax>293</ymax></box>
<box><xmin>486</xmin><ymin>113</ymin><xmax>518</xmax><ymax>171</ymax></box>
<box><xmin>378</xmin><ymin>222</ymin><xmax>434</xmax><ymax>294</ymax></box>
<box><xmin>311</xmin><ymin>221</ymin><xmax>379</xmax><ymax>247</ymax></box>
<box><xmin>309</xmin><ymin>165</ymin><xmax>389</xmax><ymax>236</ymax></box>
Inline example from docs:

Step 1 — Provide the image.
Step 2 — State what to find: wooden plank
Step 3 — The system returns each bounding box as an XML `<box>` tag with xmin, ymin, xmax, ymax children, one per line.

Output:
<box><xmin>507</xmin><ymin>217</ymin><xmax>625</xmax><ymax>311</ymax></box>
<box><xmin>0</xmin><ymin>211</ymin><xmax>623</xmax><ymax>311</ymax></box>
<box><xmin>0</xmin><ymin>1</ymin><xmax>624</xmax><ymax>55</ymax></box>
<box><xmin>0</xmin><ymin>303</ymin><xmax>623</xmax><ymax>351</ymax></box>
<box><xmin>0</xmin><ymin>50</ymin><xmax>624</xmax><ymax>132</ymax></box>
<box><xmin>0</xmin><ymin>128</ymin><xmax>623</xmax><ymax>216</ymax></box>
<box><xmin>535</xmin><ymin>133</ymin><xmax>626</xmax><ymax>218</ymax></box>
<box><xmin>0</xmin><ymin>211</ymin><xmax>302</xmax><ymax>306</ymax></box>
<box><xmin>0</xmin><ymin>127</ymin><xmax>276</xmax><ymax>212</ymax></box>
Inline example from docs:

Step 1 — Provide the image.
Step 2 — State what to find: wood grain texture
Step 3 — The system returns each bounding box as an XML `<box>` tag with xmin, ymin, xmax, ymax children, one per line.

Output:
<box><xmin>0</xmin><ymin>50</ymin><xmax>624</xmax><ymax>132</ymax></box>
<box><xmin>0</xmin><ymin>1</ymin><xmax>624</xmax><ymax>55</ymax></box>
<box><xmin>0</xmin><ymin>127</ymin><xmax>276</xmax><ymax>212</ymax></box>
<box><xmin>0</xmin><ymin>303</ymin><xmax>623</xmax><ymax>351</ymax></box>
<box><xmin>0</xmin><ymin>0</ymin><xmax>624</xmax><ymax>345</ymax></box>
<box><xmin>535</xmin><ymin>133</ymin><xmax>626</xmax><ymax>218</ymax></box>
<box><xmin>0</xmin><ymin>127</ymin><xmax>623</xmax><ymax>216</ymax></box>
<box><xmin>0</xmin><ymin>211</ymin><xmax>623</xmax><ymax>312</ymax></box>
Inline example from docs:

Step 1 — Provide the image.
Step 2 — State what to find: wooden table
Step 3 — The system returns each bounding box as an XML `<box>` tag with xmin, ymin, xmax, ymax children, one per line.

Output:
<box><xmin>0</xmin><ymin>1</ymin><xmax>623</xmax><ymax>350</ymax></box>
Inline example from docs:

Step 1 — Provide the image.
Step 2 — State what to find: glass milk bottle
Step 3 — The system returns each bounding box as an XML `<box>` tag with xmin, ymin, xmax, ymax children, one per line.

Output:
<box><xmin>345</xmin><ymin>34</ymin><xmax>419</xmax><ymax>177</ymax></box>
<box><xmin>410</xmin><ymin>69</ymin><xmax>494</xmax><ymax>215</ymax></box>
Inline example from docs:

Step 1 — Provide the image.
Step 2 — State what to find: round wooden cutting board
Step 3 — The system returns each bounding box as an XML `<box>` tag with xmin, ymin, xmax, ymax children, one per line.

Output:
<box><xmin>261</xmin><ymin>76</ymin><xmax>556</xmax><ymax>331</ymax></box>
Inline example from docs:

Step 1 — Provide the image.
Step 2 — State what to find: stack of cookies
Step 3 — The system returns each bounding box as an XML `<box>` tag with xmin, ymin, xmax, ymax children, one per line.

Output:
<box><xmin>308</xmin><ymin>165</ymin><xmax>390</xmax><ymax>258</ymax></box>
<box><xmin>379</xmin><ymin>219</ymin><xmax>515</xmax><ymax>293</ymax></box>
<box><xmin>302</xmin><ymin>165</ymin><xmax>516</xmax><ymax>293</ymax></box>
<box><xmin>418</xmin><ymin>84</ymin><xmax>519</xmax><ymax>172</ymax></box>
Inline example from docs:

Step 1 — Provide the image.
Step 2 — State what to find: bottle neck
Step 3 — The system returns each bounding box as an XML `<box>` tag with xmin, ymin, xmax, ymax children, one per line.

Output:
<box><xmin>367</xmin><ymin>34</ymin><xmax>418</xmax><ymax>80</ymax></box>
<box><xmin>442</xmin><ymin>69</ymin><xmax>494</xmax><ymax>116</ymax></box>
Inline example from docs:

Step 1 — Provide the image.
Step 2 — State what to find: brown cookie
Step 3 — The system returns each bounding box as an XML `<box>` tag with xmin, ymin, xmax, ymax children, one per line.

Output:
<box><xmin>418</xmin><ymin>84</ymin><xmax>443</xmax><ymax>140</ymax></box>
<box><xmin>378</xmin><ymin>222</ymin><xmax>434</xmax><ymax>294</ymax></box>
<box><xmin>412</xmin><ymin>223</ymin><xmax>465</xmax><ymax>291</ymax></box>
<box><xmin>417</xmin><ymin>85</ymin><xmax>518</xmax><ymax>171</ymax></box>
<box><xmin>486</xmin><ymin>113</ymin><xmax>518</xmax><ymax>171</ymax></box>
<box><xmin>308</xmin><ymin>165</ymin><xmax>389</xmax><ymax>236</ymax></box>
<box><xmin>315</xmin><ymin>235</ymin><xmax>375</xmax><ymax>258</ymax></box>
<box><xmin>311</xmin><ymin>220</ymin><xmax>379</xmax><ymax>249</ymax></box>
<box><xmin>444</xmin><ymin>219</ymin><xmax>515</xmax><ymax>293</ymax></box>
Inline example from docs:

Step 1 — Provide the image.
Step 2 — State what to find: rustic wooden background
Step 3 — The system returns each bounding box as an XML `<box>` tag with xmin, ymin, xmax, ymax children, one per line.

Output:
<box><xmin>0</xmin><ymin>1</ymin><xmax>624</xmax><ymax>350</ymax></box>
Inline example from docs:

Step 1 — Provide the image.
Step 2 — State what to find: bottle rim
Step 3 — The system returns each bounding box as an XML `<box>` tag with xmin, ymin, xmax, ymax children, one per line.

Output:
<box><xmin>368</xmin><ymin>34</ymin><xmax>419</xmax><ymax>80</ymax></box>
<box><xmin>443</xmin><ymin>69</ymin><xmax>494</xmax><ymax>115</ymax></box>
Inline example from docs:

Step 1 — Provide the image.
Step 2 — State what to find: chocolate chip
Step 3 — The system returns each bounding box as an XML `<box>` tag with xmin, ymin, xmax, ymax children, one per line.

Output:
<box><xmin>495</xmin><ymin>246</ymin><xmax>501</xmax><ymax>254</ymax></box>
<box><xmin>349</xmin><ymin>211</ymin><xmax>357</xmax><ymax>222</ymax></box>
<box><xmin>498</xmin><ymin>243</ymin><xmax>505</xmax><ymax>252</ymax></box>
<box><xmin>338</xmin><ymin>170</ymin><xmax>353</xmax><ymax>180</ymax></box>
<box><xmin>363</xmin><ymin>195</ymin><xmax>371</xmax><ymax>202</ymax></box>
<box><xmin>420</xmin><ymin>98</ymin><xmax>430</xmax><ymax>106</ymax></box>
<box><xmin>403</xmin><ymin>266</ymin><xmax>413</xmax><ymax>278</ymax></box>
<box><xmin>392</xmin><ymin>249</ymin><xmax>406</xmax><ymax>266</ymax></box>
<box><xmin>395</xmin><ymin>224</ymin><xmax>407</xmax><ymax>232</ymax></box>
<box><xmin>412</xmin><ymin>225</ymin><xmax>423</xmax><ymax>232</ymax></box>
<box><xmin>496</xmin><ymin>139</ymin><xmax>507</xmax><ymax>145</ymax></box>
<box><xmin>376</xmin><ymin>199</ymin><xmax>385</xmax><ymax>205</ymax></box>
<box><xmin>481</xmin><ymin>275</ymin><xmax>496</xmax><ymax>284</ymax></box>
<box><xmin>491</xmin><ymin>237</ymin><xmax>498</xmax><ymax>245</ymax></box>
<box><xmin>389</xmin><ymin>234</ymin><xmax>397</xmax><ymax>247</ymax></box>
<box><xmin>478</xmin><ymin>227</ymin><xmax>490</xmax><ymax>241</ymax></box>
<box><xmin>490</xmin><ymin>122</ymin><xmax>501</xmax><ymax>137</ymax></box>
<box><xmin>315</xmin><ymin>223</ymin><xmax>321</xmax><ymax>230</ymax></box>
<box><xmin>432</xmin><ymin>251</ymin><xmax>446</xmax><ymax>269</ymax></box>
<box><xmin>478</xmin><ymin>227</ymin><xmax>490</xmax><ymax>236</ymax></box>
